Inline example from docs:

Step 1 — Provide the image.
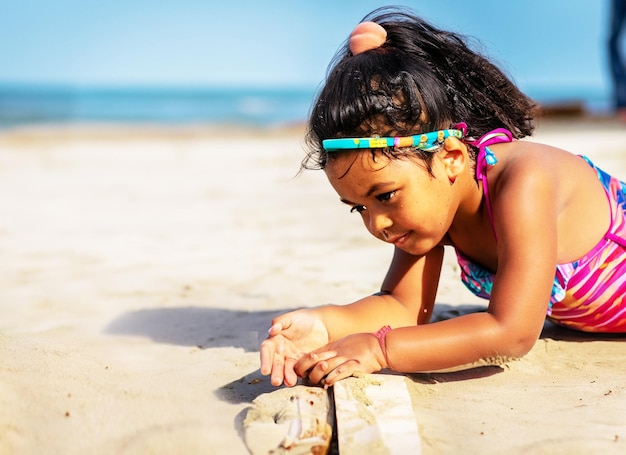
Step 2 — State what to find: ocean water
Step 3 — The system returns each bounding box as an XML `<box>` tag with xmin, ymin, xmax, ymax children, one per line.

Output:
<box><xmin>0</xmin><ymin>84</ymin><xmax>613</xmax><ymax>129</ymax></box>
<box><xmin>0</xmin><ymin>85</ymin><xmax>317</xmax><ymax>129</ymax></box>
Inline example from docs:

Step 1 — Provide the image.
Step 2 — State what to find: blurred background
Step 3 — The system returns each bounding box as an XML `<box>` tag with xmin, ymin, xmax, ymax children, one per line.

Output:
<box><xmin>0</xmin><ymin>0</ymin><xmax>619</xmax><ymax>128</ymax></box>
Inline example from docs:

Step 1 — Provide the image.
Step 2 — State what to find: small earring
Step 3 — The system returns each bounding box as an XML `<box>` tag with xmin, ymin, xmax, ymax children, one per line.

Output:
<box><xmin>382</xmin><ymin>230</ymin><xmax>389</xmax><ymax>240</ymax></box>
<box><xmin>449</xmin><ymin>176</ymin><xmax>457</xmax><ymax>186</ymax></box>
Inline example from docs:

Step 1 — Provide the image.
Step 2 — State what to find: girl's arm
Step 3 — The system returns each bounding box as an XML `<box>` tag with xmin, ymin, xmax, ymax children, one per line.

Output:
<box><xmin>315</xmin><ymin>244</ymin><xmax>444</xmax><ymax>339</ymax></box>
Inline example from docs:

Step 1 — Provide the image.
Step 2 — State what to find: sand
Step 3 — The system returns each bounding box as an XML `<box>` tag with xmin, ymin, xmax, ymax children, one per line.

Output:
<box><xmin>0</xmin><ymin>118</ymin><xmax>625</xmax><ymax>454</ymax></box>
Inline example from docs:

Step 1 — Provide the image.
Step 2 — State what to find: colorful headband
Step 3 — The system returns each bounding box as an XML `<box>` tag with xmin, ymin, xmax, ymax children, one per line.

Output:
<box><xmin>349</xmin><ymin>21</ymin><xmax>387</xmax><ymax>55</ymax></box>
<box><xmin>322</xmin><ymin>128</ymin><xmax>465</xmax><ymax>152</ymax></box>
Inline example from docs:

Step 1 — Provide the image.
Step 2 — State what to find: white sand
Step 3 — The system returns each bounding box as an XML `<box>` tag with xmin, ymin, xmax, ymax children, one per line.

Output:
<box><xmin>0</xmin><ymin>118</ymin><xmax>625</xmax><ymax>454</ymax></box>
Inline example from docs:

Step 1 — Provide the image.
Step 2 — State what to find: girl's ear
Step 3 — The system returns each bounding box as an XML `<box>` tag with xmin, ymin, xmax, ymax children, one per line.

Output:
<box><xmin>440</xmin><ymin>137</ymin><xmax>468</xmax><ymax>184</ymax></box>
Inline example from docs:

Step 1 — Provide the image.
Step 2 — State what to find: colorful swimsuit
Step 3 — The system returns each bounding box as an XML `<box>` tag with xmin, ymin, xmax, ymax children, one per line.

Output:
<box><xmin>455</xmin><ymin>130</ymin><xmax>626</xmax><ymax>333</ymax></box>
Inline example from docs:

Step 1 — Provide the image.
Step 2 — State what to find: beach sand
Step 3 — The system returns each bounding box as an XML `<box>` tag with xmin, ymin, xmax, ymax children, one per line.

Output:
<box><xmin>0</xmin><ymin>118</ymin><xmax>625</xmax><ymax>454</ymax></box>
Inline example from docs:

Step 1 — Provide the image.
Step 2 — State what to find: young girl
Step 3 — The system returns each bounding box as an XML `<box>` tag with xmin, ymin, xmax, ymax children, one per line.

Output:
<box><xmin>260</xmin><ymin>7</ymin><xmax>626</xmax><ymax>388</ymax></box>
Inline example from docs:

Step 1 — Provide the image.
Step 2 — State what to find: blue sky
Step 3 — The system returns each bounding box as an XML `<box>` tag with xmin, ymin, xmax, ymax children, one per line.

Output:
<box><xmin>0</xmin><ymin>0</ymin><xmax>613</xmax><ymax>94</ymax></box>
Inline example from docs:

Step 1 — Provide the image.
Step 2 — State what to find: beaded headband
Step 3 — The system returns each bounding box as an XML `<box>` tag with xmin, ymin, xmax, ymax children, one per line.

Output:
<box><xmin>322</xmin><ymin>128</ymin><xmax>465</xmax><ymax>152</ymax></box>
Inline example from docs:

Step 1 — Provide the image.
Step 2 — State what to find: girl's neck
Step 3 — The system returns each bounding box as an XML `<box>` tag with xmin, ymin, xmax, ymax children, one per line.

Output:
<box><xmin>447</xmin><ymin>173</ymin><xmax>498</xmax><ymax>270</ymax></box>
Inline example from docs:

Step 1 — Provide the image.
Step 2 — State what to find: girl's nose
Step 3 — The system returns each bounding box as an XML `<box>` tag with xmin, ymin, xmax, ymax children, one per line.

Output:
<box><xmin>369</xmin><ymin>211</ymin><xmax>393</xmax><ymax>238</ymax></box>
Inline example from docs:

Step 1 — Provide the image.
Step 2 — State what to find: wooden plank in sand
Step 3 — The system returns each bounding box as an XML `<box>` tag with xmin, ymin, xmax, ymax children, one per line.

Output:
<box><xmin>333</xmin><ymin>374</ymin><xmax>422</xmax><ymax>454</ymax></box>
<box><xmin>243</xmin><ymin>384</ymin><xmax>333</xmax><ymax>454</ymax></box>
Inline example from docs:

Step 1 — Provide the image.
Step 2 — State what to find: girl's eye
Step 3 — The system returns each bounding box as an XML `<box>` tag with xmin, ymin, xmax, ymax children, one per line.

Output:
<box><xmin>376</xmin><ymin>191</ymin><xmax>396</xmax><ymax>203</ymax></box>
<box><xmin>350</xmin><ymin>205</ymin><xmax>366</xmax><ymax>214</ymax></box>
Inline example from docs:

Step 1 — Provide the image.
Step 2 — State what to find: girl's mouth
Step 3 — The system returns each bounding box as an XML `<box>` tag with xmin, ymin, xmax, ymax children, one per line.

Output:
<box><xmin>390</xmin><ymin>232</ymin><xmax>409</xmax><ymax>247</ymax></box>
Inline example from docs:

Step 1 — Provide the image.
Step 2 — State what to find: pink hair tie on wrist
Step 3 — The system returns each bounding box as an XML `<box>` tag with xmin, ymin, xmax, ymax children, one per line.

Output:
<box><xmin>374</xmin><ymin>325</ymin><xmax>392</xmax><ymax>367</ymax></box>
<box><xmin>349</xmin><ymin>21</ymin><xmax>387</xmax><ymax>55</ymax></box>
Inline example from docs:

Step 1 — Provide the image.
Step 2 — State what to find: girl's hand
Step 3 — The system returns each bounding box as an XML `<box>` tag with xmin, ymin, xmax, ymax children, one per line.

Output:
<box><xmin>260</xmin><ymin>309</ymin><xmax>329</xmax><ymax>387</ymax></box>
<box><xmin>294</xmin><ymin>333</ymin><xmax>387</xmax><ymax>388</ymax></box>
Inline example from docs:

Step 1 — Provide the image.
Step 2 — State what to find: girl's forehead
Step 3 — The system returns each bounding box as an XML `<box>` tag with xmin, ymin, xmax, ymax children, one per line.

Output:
<box><xmin>324</xmin><ymin>150</ymin><xmax>421</xmax><ymax>183</ymax></box>
<box><xmin>325</xmin><ymin>151</ymin><xmax>392</xmax><ymax>179</ymax></box>
<box><xmin>324</xmin><ymin>150</ymin><xmax>382</xmax><ymax>181</ymax></box>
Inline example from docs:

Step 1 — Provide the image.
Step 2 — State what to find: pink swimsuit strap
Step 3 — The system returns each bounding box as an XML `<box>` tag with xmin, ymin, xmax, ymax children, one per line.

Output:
<box><xmin>462</xmin><ymin>126</ymin><xmax>514</xmax><ymax>237</ymax></box>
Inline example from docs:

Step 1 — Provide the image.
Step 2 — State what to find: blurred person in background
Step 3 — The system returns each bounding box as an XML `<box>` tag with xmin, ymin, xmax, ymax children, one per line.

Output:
<box><xmin>609</xmin><ymin>0</ymin><xmax>626</xmax><ymax>119</ymax></box>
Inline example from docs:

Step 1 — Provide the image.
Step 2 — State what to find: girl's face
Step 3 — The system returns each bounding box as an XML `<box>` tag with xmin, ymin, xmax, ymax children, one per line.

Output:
<box><xmin>324</xmin><ymin>151</ymin><xmax>457</xmax><ymax>256</ymax></box>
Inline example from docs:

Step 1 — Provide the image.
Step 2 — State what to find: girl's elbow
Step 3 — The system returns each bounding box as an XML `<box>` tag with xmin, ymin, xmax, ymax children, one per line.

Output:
<box><xmin>488</xmin><ymin>311</ymin><xmax>544</xmax><ymax>359</ymax></box>
<box><xmin>499</xmin><ymin>329</ymin><xmax>539</xmax><ymax>358</ymax></box>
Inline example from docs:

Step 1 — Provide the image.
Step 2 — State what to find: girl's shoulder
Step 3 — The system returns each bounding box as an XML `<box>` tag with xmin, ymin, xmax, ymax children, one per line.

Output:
<box><xmin>487</xmin><ymin>140</ymin><xmax>595</xmax><ymax>209</ymax></box>
<box><xmin>495</xmin><ymin>139</ymin><xmax>574</xmax><ymax>161</ymax></box>
<box><xmin>490</xmin><ymin>140</ymin><xmax>586</xmax><ymax>180</ymax></box>
<box><xmin>488</xmin><ymin>139</ymin><xmax>616</xmax><ymax>264</ymax></box>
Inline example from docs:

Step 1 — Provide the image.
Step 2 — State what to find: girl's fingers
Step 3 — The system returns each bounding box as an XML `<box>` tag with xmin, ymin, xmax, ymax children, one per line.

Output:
<box><xmin>294</xmin><ymin>351</ymin><xmax>319</xmax><ymax>378</ymax></box>
<box><xmin>308</xmin><ymin>360</ymin><xmax>331</xmax><ymax>384</ymax></box>
<box><xmin>270</xmin><ymin>343</ymin><xmax>286</xmax><ymax>386</ymax></box>
<box><xmin>267</xmin><ymin>321</ymin><xmax>284</xmax><ymax>336</ymax></box>
<box><xmin>259</xmin><ymin>343</ymin><xmax>276</xmax><ymax>376</ymax></box>
<box><xmin>306</xmin><ymin>354</ymin><xmax>348</xmax><ymax>384</ymax></box>
<box><xmin>283</xmin><ymin>357</ymin><xmax>299</xmax><ymax>387</ymax></box>
<box><xmin>321</xmin><ymin>359</ymin><xmax>361</xmax><ymax>388</ymax></box>
<box><xmin>259</xmin><ymin>337</ymin><xmax>300</xmax><ymax>387</ymax></box>
<box><xmin>294</xmin><ymin>350</ymin><xmax>336</xmax><ymax>378</ymax></box>
<box><xmin>259</xmin><ymin>336</ymin><xmax>286</xmax><ymax>385</ymax></box>
<box><xmin>268</xmin><ymin>313</ymin><xmax>296</xmax><ymax>336</ymax></box>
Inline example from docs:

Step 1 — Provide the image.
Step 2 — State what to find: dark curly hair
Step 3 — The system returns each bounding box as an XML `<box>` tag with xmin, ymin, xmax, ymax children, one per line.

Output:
<box><xmin>303</xmin><ymin>6</ymin><xmax>537</xmax><ymax>170</ymax></box>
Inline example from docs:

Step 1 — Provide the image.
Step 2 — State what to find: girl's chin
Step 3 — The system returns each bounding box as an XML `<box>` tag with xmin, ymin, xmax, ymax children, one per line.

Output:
<box><xmin>396</xmin><ymin>236</ymin><xmax>441</xmax><ymax>256</ymax></box>
<box><xmin>398</xmin><ymin>245</ymin><xmax>429</xmax><ymax>256</ymax></box>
